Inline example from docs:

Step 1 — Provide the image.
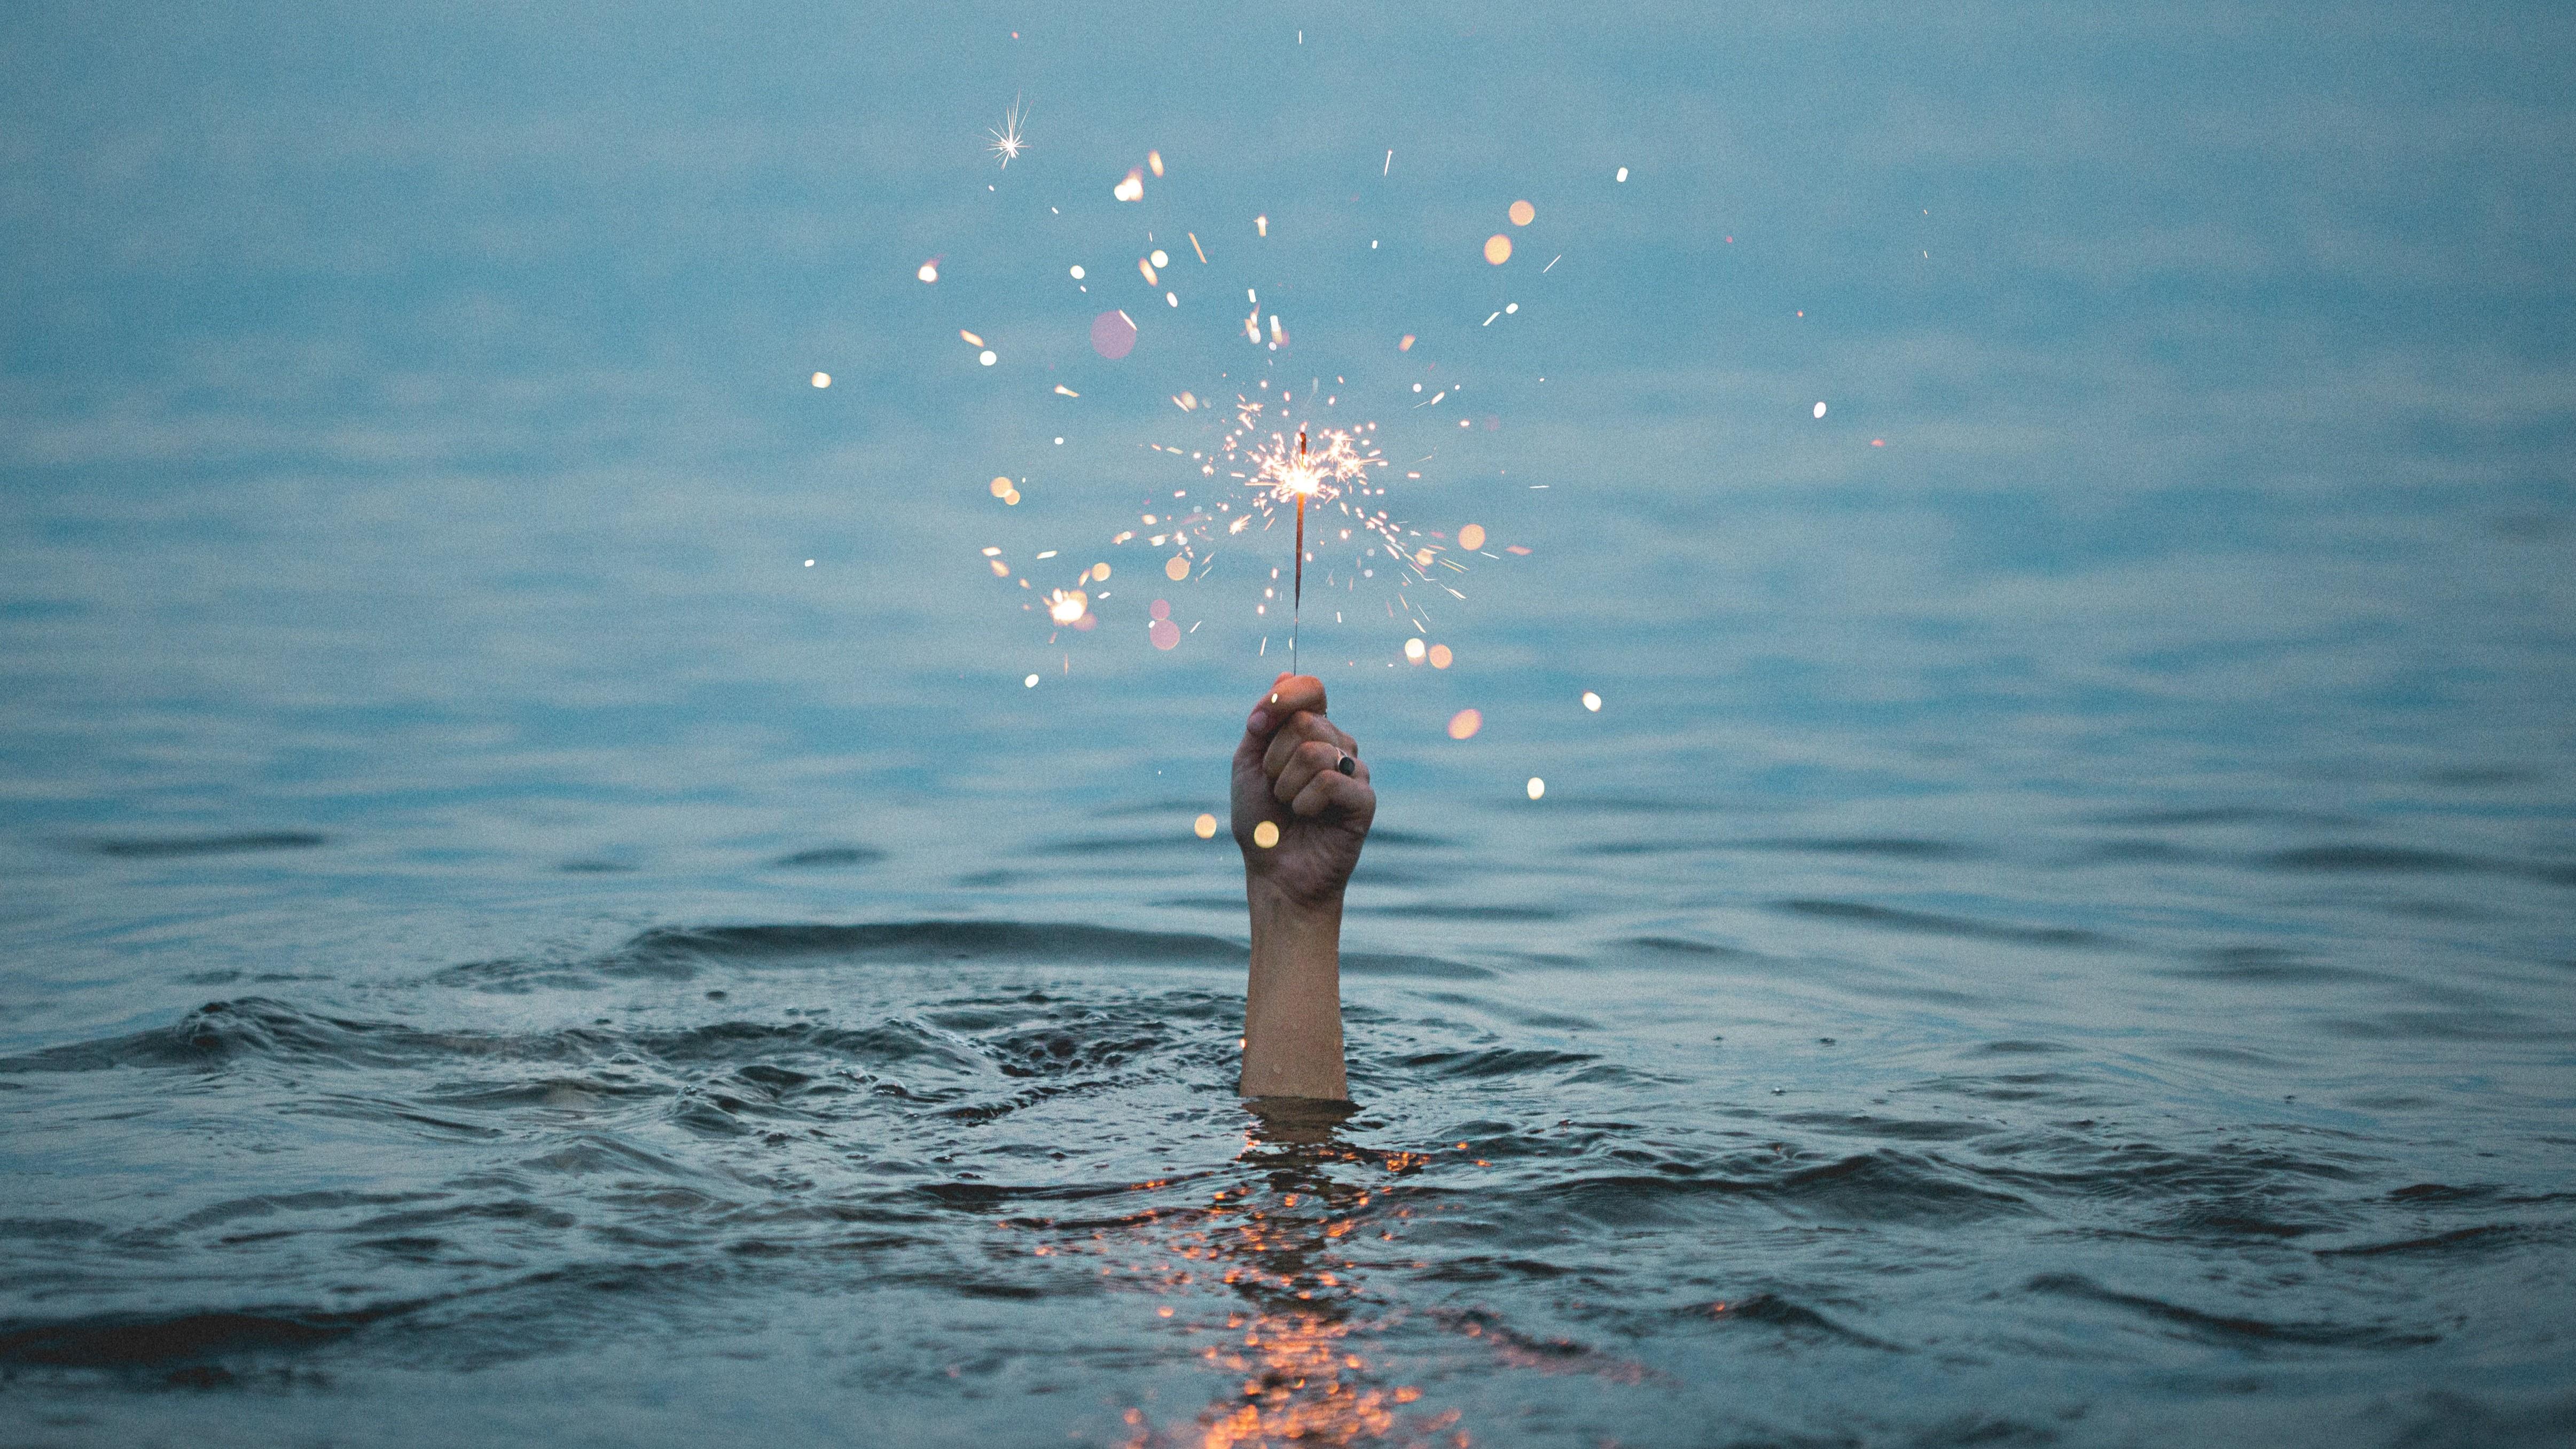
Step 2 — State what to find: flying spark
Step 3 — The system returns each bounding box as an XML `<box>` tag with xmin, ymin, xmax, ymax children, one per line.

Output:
<box><xmin>987</xmin><ymin>96</ymin><xmax>1029</xmax><ymax>167</ymax></box>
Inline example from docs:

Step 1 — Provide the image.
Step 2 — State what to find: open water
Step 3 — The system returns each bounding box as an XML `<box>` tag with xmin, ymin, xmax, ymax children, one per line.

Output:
<box><xmin>3</xmin><ymin>3</ymin><xmax>2573</xmax><ymax>1445</ymax></box>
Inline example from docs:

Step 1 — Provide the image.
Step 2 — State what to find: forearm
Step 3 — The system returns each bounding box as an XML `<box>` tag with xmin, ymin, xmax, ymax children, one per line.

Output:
<box><xmin>1239</xmin><ymin>879</ymin><xmax>1348</xmax><ymax>1101</ymax></box>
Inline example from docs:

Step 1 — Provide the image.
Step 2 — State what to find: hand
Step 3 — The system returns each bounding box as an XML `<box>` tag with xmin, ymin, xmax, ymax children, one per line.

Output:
<box><xmin>1231</xmin><ymin>672</ymin><xmax>1374</xmax><ymax>910</ymax></box>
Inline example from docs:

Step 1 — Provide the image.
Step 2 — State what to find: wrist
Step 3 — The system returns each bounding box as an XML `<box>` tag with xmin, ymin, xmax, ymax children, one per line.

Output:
<box><xmin>1245</xmin><ymin>871</ymin><xmax>1345</xmax><ymax>918</ymax></box>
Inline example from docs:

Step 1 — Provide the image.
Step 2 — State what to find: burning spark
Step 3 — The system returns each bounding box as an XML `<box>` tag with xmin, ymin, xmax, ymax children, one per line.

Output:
<box><xmin>987</xmin><ymin>96</ymin><xmax>1029</xmax><ymax>167</ymax></box>
<box><xmin>1114</xmin><ymin>168</ymin><xmax>1145</xmax><ymax>202</ymax></box>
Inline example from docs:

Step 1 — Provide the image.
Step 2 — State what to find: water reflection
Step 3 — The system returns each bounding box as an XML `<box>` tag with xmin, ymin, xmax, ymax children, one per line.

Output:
<box><xmin>1088</xmin><ymin>1097</ymin><xmax>1461</xmax><ymax>1448</ymax></box>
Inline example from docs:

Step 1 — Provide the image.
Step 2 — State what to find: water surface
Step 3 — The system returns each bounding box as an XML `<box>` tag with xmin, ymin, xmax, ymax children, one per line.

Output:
<box><xmin>3</xmin><ymin>3</ymin><xmax>2573</xmax><ymax>1445</ymax></box>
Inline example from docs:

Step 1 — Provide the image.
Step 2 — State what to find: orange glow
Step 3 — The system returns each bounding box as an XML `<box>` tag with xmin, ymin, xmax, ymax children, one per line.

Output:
<box><xmin>917</xmin><ymin>261</ymin><xmax>938</xmax><ymax>283</ymax></box>
<box><xmin>1508</xmin><ymin>199</ymin><xmax>1535</xmax><ymax>226</ymax></box>
<box><xmin>1166</xmin><ymin>555</ymin><xmax>1191</xmax><ymax>581</ymax></box>
<box><xmin>1398</xmin><ymin>334</ymin><xmax>1415</xmax><ymax>352</ymax></box>
<box><xmin>1140</xmin><ymin>257</ymin><xmax>1160</xmax><ymax>285</ymax></box>
<box><xmin>1483</xmin><ymin>234</ymin><xmax>1512</xmax><ymax>265</ymax></box>
<box><xmin>1446</xmin><ymin>709</ymin><xmax>1482</xmax><ymax>740</ymax></box>
<box><xmin>1427</xmin><ymin>645</ymin><xmax>1452</xmax><ymax>669</ymax></box>
<box><xmin>960</xmin><ymin>330</ymin><xmax>985</xmax><ymax>347</ymax></box>
<box><xmin>1457</xmin><ymin>523</ymin><xmax>1486</xmax><ymax>550</ymax></box>
<box><xmin>1255</xmin><ymin>214</ymin><xmax>1268</xmax><ymax>237</ymax></box>
<box><xmin>1148</xmin><ymin>150</ymin><xmax>1165</xmax><ymax>177</ymax></box>
<box><xmin>989</xmin><ymin>476</ymin><xmax>1013</xmax><ymax>497</ymax></box>
<box><xmin>1252</xmin><ymin>820</ymin><xmax>1280</xmax><ymax>849</ymax></box>
<box><xmin>1048</xmin><ymin>589</ymin><xmax>1089</xmax><ymax>624</ymax></box>
<box><xmin>1114</xmin><ymin>168</ymin><xmax>1145</xmax><ymax>202</ymax></box>
<box><xmin>1092</xmin><ymin>562</ymin><xmax>1113</xmax><ymax>582</ymax></box>
<box><xmin>1404</xmin><ymin>637</ymin><xmax>1426</xmax><ymax>664</ymax></box>
<box><xmin>1194</xmin><ymin>813</ymin><xmax>1218</xmax><ymax>839</ymax></box>
<box><xmin>810</xmin><ymin>372</ymin><xmax>831</xmax><ymax>388</ymax></box>
<box><xmin>1582</xmin><ymin>691</ymin><xmax>1602</xmax><ymax>712</ymax></box>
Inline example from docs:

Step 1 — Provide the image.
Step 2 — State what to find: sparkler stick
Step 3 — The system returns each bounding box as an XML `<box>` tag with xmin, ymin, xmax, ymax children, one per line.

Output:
<box><xmin>1293</xmin><ymin>428</ymin><xmax>1306</xmax><ymax>675</ymax></box>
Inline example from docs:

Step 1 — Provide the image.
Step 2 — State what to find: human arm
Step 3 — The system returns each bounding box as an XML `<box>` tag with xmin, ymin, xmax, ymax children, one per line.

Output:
<box><xmin>1231</xmin><ymin>672</ymin><xmax>1374</xmax><ymax>1101</ymax></box>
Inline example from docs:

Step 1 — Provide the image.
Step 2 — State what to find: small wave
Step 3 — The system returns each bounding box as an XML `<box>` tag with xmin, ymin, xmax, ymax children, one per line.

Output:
<box><xmin>769</xmin><ymin>846</ymin><xmax>884</xmax><ymax>867</ymax></box>
<box><xmin>0</xmin><ymin>1306</ymin><xmax>391</xmax><ymax>1368</ymax></box>
<box><xmin>1344</xmin><ymin>903</ymin><xmax>1564</xmax><ymax>921</ymax></box>
<box><xmin>85</xmin><ymin>831</ymin><xmax>326</xmax><ymax>858</ymax></box>
<box><xmin>1697</xmin><ymin>1292</ymin><xmax>1898</xmax><ymax>1349</ymax></box>
<box><xmin>2094</xmin><ymin>806</ymin><xmax>2356</xmax><ymax>827</ymax></box>
<box><xmin>1617</xmin><ymin>935</ymin><xmax>1755</xmax><ymax>959</ymax></box>
<box><xmin>0</xmin><ymin>999</ymin><xmax>457</xmax><ymax>1074</ymax></box>
<box><xmin>1748</xmin><ymin>836</ymin><xmax>1977</xmax><ymax>859</ymax></box>
<box><xmin>2315</xmin><ymin>1224</ymin><xmax>2536</xmax><ymax>1258</ymax></box>
<box><xmin>1769</xmin><ymin>899</ymin><xmax>2116</xmax><ymax>948</ymax></box>
<box><xmin>2262</xmin><ymin>844</ymin><xmax>2489</xmax><ymax>874</ymax></box>
<box><xmin>2161</xmin><ymin>945</ymin><xmax>2375</xmax><ymax>985</ymax></box>
<box><xmin>2025</xmin><ymin>1272</ymin><xmax>2438</xmax><ymax>1348</ymax></box>
<box><xmin>1389</xmin><ymin>1047</ymin><xmax>1601</xmax><ymax>1081</ymax></box>
<box><xmin>435</xmin><ymin>920</ymin><xmax>1259</xmax><ymax>992</ymax></box>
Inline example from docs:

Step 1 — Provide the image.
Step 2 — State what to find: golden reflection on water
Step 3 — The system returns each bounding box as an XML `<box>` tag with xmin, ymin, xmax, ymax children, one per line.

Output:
<box><xmin>1059</xmin><ymin>1099</ymin><xmax>1474</xmax><ymax>1448</ymax></box>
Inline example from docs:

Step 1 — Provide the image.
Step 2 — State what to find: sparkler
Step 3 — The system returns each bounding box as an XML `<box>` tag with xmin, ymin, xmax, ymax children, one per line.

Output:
<box><xmin>987</xmin><ymin>96</ymin><xmax>1029</xmax><ymax>167</ymax></box>
<box><xmin>1240</xmin><ymin>420</ymin><xmax>1384</xmax><ymax>672</ymax></box>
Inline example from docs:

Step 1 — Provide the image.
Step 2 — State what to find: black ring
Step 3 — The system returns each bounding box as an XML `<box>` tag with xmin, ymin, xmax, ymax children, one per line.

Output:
<box><xmin>1335</xmin><ymin>753</ymin><xmax>1356</xmax><ymax>776</ymax></box>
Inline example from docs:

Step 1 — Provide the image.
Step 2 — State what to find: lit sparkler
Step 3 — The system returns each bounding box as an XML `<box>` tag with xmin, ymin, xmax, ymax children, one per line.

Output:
<box><xmin>987</xmin><ymin>95</ymin><xmax>1029</xmax><ymax>167</ymax></box>
<box><xmin>1249</xmin><ymin>424</ymin><xmax>1375</xmax><ymax>672</ymax></box>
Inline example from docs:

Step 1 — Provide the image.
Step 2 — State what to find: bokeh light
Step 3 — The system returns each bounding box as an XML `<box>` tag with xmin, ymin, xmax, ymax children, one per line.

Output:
<box><xmin>1428</xmin><ymin>644</ymin><xmax>1453</xmax><ymax>669</ymax></box>
<box><xmin>1447</xmin><ymin>708</ymin><xmax>1482</xmax><ymax>740</ymax></box>
<box><xmin>1193</xmin><ymin>813</ymin><xmax>1217</xmax><ymax>839</ymax></box>
<box><xmin>1165</xmin><ymin>555</ymin><xmax>1190</xmax><ymax>581</ymax></box>
<box><xmin>1457</xmin><ymin>523</ymin><xmax>1486</xmax><ymax>550</ymax></box>
<box><xmin>917</xmin><ymin>261</ymin><xmax>938</xmax><ymax>283</ymax></box>
<box><xmin>1404</xmin><ymin>638</ymin><xmax>1427</xmax><ymax>663</ymax></box>
<box><xmin>1526</xmin><ymin>777</ymin><xmax>1546</xmax><ymax>800</ymax></box>
<box><xmin>1508</xmin><ymin>199</ymin><xmax>1535</xmax><ymax>226</ymax></box>
<box><xmin>1483</xmin><ymin>234</ymin><xmax>1513</xmax><ymax>265</ymax></box>
<box><xmin>1091</xmin><ymin>310</ymin><xmax>1138</xmax><ymax>359</ymax></box>
<box><xmin>990</xmin><ymin>476</ymin><xmax>1013</xmax><ymax>497</ymax></box>
<box><xmin>810</xmin><ymin>372</ymin><xmax>831</xmax><ymax>388</ymax></box>
<box><xmin>1582</xmin><ymin>691</ymin><xmax>1602</xmax><ymax>712</ymax></box>
<box><xmin>1252</xmin><ymin>820</ymin><xmax>1280</xmax><ymax>849</ymax></box>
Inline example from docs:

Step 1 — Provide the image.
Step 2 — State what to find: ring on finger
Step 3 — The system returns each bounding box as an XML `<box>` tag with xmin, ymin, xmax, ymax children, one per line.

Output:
<box><xmin>1335</xmin><ymin>751</ymin><xmax>1356</xmax><ymax>776</ymax></box>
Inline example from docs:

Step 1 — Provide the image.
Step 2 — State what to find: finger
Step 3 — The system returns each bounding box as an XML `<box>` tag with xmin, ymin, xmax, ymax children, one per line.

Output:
<box><xmin>1273</xmin><ymin>738</ymin><xmax>1346</xmax><ymax>806</ymax></box>
<box><xmin>1290</xmin><ymin>764</ymin><xmax>1377</xmax><ymax>821</ymax></box>
<box><xmin>1263</xmin><ymin>712</ymin><xmax>1352</xmax><ymax>781</ymax></box>
<box><xmin>1256</xmin><ymin>673</ymin><xmax>1328</xmax><ymax>726</ymax></box>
